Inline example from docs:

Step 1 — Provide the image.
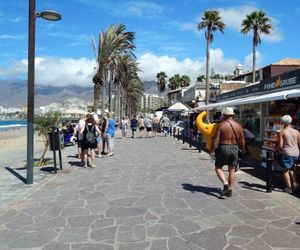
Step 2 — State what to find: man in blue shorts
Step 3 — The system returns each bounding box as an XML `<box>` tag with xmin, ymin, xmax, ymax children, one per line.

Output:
<box><xmin>130</xmin><ymin>116</ymin><xmax>138</xmax><ymax>138</ymax></box>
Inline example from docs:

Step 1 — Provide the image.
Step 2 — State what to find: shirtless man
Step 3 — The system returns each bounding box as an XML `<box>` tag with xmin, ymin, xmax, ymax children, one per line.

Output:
<box><xmin>210</xmin><ymin>107</ymin><xmax>245</xmax><ymax>197</ymax></box>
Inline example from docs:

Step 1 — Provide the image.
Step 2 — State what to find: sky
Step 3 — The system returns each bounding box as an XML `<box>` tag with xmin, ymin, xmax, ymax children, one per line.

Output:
<box><xmin>0</xmin><ymin>0</ymin><xmax>299</xmax><ymax>87</ymax></box>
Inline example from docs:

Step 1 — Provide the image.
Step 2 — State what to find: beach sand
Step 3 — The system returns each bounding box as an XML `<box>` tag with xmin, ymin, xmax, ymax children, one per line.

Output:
<box><xmin>0</xmin><ymin>128</ymin><xmax>45</xmax><ymax>164</ymax></box>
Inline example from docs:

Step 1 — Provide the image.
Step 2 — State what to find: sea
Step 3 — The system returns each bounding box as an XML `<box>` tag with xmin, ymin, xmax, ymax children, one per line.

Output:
<box><xmin>0</xmin><ymin>120</ymin><xmax>27</xmax><ymax>132</ymax></box>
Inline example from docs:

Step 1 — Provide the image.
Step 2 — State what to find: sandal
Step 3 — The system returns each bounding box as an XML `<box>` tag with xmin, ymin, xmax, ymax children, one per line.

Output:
<box><xmin>91</xmin><ymin>165</ymin><xmax>96</xmax><ymax>168</ymax></box>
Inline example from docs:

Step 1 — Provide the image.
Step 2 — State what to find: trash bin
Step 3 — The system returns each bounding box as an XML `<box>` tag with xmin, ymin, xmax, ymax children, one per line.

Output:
<box><xmin>48</xmin><ymin>131</ymin><xmax>64</xmax><ymax>151</ymax></box>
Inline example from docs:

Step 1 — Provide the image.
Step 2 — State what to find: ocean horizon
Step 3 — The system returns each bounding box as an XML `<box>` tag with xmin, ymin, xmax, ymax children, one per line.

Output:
<box><xmin>0</xmin><ymin>120</ymin><xmax>27</xmax><ymax>131</ymax></box>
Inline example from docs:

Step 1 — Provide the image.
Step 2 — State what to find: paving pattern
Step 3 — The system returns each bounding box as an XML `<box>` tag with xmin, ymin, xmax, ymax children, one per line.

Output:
<box><xmin>0</xmin><ymin>133</ymin><xmax>300</xmax><ymax>250</ymax></box>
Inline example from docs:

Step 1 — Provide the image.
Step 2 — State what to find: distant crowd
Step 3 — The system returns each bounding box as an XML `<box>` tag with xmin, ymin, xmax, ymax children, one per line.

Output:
<box><xmin>65</xmin><ymin>113</ymin><xmax>172</xmax><ymax>169</ymax></box>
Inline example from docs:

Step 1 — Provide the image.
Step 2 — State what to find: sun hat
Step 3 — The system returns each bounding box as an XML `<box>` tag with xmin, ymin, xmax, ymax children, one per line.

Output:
<box><xmin>281</xmin><ymin>115</ymin><xmax>292</xmax><ymax>125</ymax></box>
<box><xmin>222</xmin><ymin>107</ymin><xmax>235</xmax><ymax>116</ymax></box>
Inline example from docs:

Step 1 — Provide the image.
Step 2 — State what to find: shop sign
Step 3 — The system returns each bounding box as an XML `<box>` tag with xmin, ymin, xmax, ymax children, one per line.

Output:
<box><xmin>217</xmin><ymin>69</ymin><xmax>300</xmax><ymax>101</ymax></box>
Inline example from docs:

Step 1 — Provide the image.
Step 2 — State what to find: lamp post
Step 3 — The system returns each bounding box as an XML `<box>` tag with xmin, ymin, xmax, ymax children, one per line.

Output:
<box><xmin>27</xmin><ymin>0</ymin><xmax>61</xmax><ymax>184</ymax></box>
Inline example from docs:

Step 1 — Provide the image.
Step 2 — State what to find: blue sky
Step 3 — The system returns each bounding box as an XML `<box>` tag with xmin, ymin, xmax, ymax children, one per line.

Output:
<box><xmin>0</xmin><ymin>0</ymin><xmax>299</xmax><ymax>86</ymax></box>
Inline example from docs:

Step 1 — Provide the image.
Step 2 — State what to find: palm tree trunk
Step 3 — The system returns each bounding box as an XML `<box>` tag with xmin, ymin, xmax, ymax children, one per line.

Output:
<box><xmin>252</xmin><ymin>36</ymin><xmax>256</xmax><ymax>83</ymax></box>
<box><xmin>205</xmin><ymin>34</ymin><xmax>210</xmax><ymax>106</ymax></box>
<box><xmin>93</xmin><ymin>84</ymin><xmax>101</xmax><ymax>113</ymax></box>
<box><xmin>115</xmin><ymin>84</ymin><xmax>120</xmax><ymax>121</ymax></box>
<box><xmin>101</xmin><ymin>81</ymin><xmax>106</xmax><ymax>118</ymax></box>
<box><xmin>108</xmin><ymin>72</ymin><xmax>113</xmax><ymax>112</ymax></box>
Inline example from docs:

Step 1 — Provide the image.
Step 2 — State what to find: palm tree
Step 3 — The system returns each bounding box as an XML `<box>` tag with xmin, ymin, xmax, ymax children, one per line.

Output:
<box><xmin>180</xmin><ymin>75</ymin><xmax>191</xmax><ymax>87</ymax></box>
<box><xmin>115</xmin><ymin>54</ymin><xmax>142</xmax><ymax>118</ymax></box>
<box><xmin>92</xmin><ymin>23</ymin><xmax>135</xmax><ymax>115</ymax></box>
<box><xmin>241</xmin><ymin>10</ymin><xmax>272</xmax><ymax>83</ymax></box>
<box><xmin>156</xmin><ymin>72</ymin><xmax>167</xmax><ymax>94</ymax></box>
<box><xmin>198</xmin><ymin>10</ymin><xmax>225</xmax><ymax>105</ymax></box>
<box><xmin>168</xmin><ymin>74</ymin><xmax>181</xmax><ymax>90</ymax></box>
<box><xmin>35</xmin><ymin>111</ymin><xmax>61</xmax><ymax>166</ymax></box>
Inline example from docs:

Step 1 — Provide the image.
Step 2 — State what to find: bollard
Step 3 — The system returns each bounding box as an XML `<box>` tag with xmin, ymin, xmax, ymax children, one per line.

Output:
<box><xmin>173</xmin><ymin>127</ymin><xmax>176</xmax><ymax>138</ymax></box>
<box><xmin>198</xmin><ymin>135</ymin><xmax>202</xmax><ymax>153</ymax></box>
<box><xmin>177</xmin><ymin>128</ymin><xmax>180</xmax><ymax>141</ymax></box>
<box><xmin>182</xmin><ymin>130</ymin><xmax>185</xmax><ymax>144</ymax></box>
<box><xmin>189</xmin><ymin>131</ymin><xmax>192</xmax><ymax>148</ymax></box>
<box><xmin>266</xmin><ymin>151</ymin><xmax>273</xmax><ymax>193</ymax></box>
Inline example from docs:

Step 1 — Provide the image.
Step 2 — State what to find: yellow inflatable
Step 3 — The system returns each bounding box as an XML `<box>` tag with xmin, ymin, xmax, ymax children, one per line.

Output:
<box><xmin>195</xmin><ymin>111</ymin><xmax>217</xmax><ymax>151</ymax></box>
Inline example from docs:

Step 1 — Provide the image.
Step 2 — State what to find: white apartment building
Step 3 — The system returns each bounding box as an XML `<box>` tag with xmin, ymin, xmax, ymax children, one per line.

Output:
<box><xmin>141</xmin><ymin>94</ymin><xmax>165</xmax><ymax>111</ymax></box>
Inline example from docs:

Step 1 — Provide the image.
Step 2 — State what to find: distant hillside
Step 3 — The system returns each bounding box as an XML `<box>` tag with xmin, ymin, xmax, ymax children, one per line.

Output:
<box><xmin>0</xmin><ymin>80</ymin><xmax>160</xmax><ymax>108</ymax></box>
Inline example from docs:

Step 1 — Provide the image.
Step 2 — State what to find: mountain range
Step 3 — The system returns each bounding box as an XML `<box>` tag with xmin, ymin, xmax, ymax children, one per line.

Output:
<box><xmin>0</xmin><ymin>80</ymin><xmax>158</xmax><ymax>108</ymax></box>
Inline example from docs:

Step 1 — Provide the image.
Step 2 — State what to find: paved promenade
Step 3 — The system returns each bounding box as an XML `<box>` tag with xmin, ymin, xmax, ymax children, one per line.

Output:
<box><xmin>0</xmin><ymin>133</ymin><xmax>300</xmax><ymax>249</ymax></box>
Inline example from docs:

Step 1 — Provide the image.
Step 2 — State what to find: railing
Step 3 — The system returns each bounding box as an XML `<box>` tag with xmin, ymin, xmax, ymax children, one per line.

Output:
<box><xmin>171</xmin><ymin>126</ymin><xmax>204</xmax><ymax>153</ymax></box>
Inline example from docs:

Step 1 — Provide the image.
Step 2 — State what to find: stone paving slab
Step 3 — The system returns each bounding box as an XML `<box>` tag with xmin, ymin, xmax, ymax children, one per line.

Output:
<box><xmin>0</xmin><ymin>133</ymin><xmax>300</xmax><ymax>249</ymax></box>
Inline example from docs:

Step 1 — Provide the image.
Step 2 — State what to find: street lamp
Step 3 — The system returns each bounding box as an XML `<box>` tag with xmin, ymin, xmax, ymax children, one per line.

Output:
<box><xmin>27</xmin><ymin>0</ymin><xmax>61</xmax><ymax>184</ymax></box>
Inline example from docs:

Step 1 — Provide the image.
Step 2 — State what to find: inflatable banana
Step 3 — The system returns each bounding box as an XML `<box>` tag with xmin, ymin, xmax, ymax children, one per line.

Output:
<box><xmin>195</xmin><ymin>111</ymin><xmax>217</xmax><ymax>151</ymax></box>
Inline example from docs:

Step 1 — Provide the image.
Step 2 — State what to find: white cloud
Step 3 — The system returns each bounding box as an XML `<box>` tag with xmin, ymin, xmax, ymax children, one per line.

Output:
<box><xmin>137</xmin><ymin>50</ymin><xmax>239</xmax><ymax>82</ymax></box>
<box><xmin>217</xmin><ymin>5</ymin><xmax>283</xmax><ymax>43</ymax></box>
<box><xmin>243</xmin><ymin>51</ymin><xmax>262</xmax><ymax>72</ymax></box>
<box><xmin>0</xmin><ymin>34</ymin><xmax>25</xmax><ymax>40</ymax></box>
<box><xmin>0</xmin><ymin>56</ymin><xmax>96</xmax><ymax>87</ymax></box>
<box><xmin>218</xmin><ymin>5</ymin><xmax>256</xmax><ymax>31</ymax></box>
<box><xmin>0</xmin><ymin>50</ymin><xmax>259</xmax><ymax>86</ymax></box>
<box><xmin>119</xmin><ymin>1</ymin><xmax>164</xmax><ymax>18</ymax></box>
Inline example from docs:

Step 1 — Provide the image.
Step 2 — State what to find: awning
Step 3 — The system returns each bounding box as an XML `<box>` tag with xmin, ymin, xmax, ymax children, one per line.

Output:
<box><xmin>193</xmin><ymin>88</ymin><xmax>300</xmax><ymax>112</ymax></box>
<box><xmin>231</xmin><ymin>88</ymin><xmax>300</xmax><ymax>105</ymax></box>
<box><xmin>168</xmin><ymin>102</ymin><xmax>191</xmax><ymax>111</ymax></box>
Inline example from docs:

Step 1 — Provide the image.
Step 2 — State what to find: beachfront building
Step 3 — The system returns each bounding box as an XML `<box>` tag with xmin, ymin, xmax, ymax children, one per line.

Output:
<box><xmin>231</xmin><ymin>58</ymin><xmax>300</xmax><ymax>83</ymax></box>
<box><xmin>141</xmin><ymin>94</ymin><xmax>165</xmax><ymax>112</ymax></box>
<box><xmin>166</xmin><ymin>87</ymin><xmax>190</xmax><ymax>106</ymax></box>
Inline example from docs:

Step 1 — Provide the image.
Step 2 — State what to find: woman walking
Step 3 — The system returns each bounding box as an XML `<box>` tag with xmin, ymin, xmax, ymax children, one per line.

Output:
<box><xmin>80</xmin><ymin>114</ymin><xmax>100</xmax><ymax>168</ymax></box>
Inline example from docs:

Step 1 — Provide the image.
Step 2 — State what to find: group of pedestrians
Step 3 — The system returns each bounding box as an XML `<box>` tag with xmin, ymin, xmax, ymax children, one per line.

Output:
<box><xmin>74</xmin><ymin>112</ymin><xmax>116</xmax><ymax>168</ymax></box>
<box><xmin>119</xmin><ymin>114</ymin><xmax>171</xmax><ymax>139</ymax></box>
<box><xmin>210</xmin><ymin>107</ymin><xmax>299</xmax><ymax>197</ymax></box>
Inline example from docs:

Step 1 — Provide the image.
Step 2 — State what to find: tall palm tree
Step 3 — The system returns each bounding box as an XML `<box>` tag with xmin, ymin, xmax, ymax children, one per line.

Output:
<box><xmin>198</xmin><ymin>10</ymin><xmax>225</xmax><ymax>105</ymax></box>
<box><xmin>241</xmin><ymin>10</ymin><xmax>272</xmax><ymax>83</ymax></box>
<box><xmin>116</xmin><ymin>54</ymin><xmax>142</xmax><ymax>117</ymax></box>
<box><xmin>156</xmin><ymin>72</ymin><xmax>167</xmax><ymax>94</ymax></box>
<box><xmin>92</xmin><ymin>23</ymin><xmax>135</xmax><ymax>115</ymax></box>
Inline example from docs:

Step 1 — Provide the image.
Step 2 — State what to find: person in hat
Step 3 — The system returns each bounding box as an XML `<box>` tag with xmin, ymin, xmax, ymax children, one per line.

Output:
<box><xmin>210</xmin><ymin>107</ymin><xmax>245</xmax><ymax>197</ymax></box>
<box><xmin>278</xmin><ymin>115</ymin><xmax>300</xmax><ymax>194</ymax></box>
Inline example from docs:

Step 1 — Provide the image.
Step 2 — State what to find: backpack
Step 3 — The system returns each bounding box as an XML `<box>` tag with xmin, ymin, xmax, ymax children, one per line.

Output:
<box><xmin>84</xmin><ymin>125</ymin><xmax>96</xmax><ymax>144</ymax></box>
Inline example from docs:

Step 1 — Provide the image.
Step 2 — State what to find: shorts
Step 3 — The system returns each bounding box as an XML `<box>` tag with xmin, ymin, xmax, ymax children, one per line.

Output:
<box><xmin>153</xmin><ymin>124</ymin><xmax>160</xmax><ymax>131</ymax></box>
<box><xmin>215</xmin><ymin>144</ymin><xmax>239</xmax><ymax>167</ymax></box>
<box><xmin>131</xmin><ymin>127</ymin><xmax>137</xmax><ymax>131</ymax></box>
<box><xmin>139</xmin><ymin>127</ymin><xmax>145</xmax><ymax>131</ymax></box>
<box><xmin>163</xmin><ymin>127</ymin><xmax>169</xmax><ymax>133</ymax></box>
<box><xmin>279</xmin><ymin>154</ymin><xmax>298</xmax><ymax>169</ymax></box>
<box><xmin>146</xmin><ymin>127</ymin><xmax>152</xmax><ymax>132</ymax></box>
<box><xmin>96</xmin><ymin>136</ymin><xmax>102</xmax><ymax>143</ymax></box>
<box><xmin>78</xmin><ymin>140</ymin><xmax>83</xmax><ymax>148</ymax></box>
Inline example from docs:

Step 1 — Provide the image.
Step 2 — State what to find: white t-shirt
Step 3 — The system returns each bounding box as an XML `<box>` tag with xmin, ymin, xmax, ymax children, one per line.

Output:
<box><xmin>77</xmin><ymin>119</ymin><xmax>86</xmax><ymax>140</ymax></box>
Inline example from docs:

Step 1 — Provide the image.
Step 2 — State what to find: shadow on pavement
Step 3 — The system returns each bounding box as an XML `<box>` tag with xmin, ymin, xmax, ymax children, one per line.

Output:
<box><xmin>67</xmin><ymin>155</ymin><xmax>79</xmax><ymax>159</ymax></box>
<box><xmin>182</xmin><ymin>183</ymin><xmax>225</xmax><ymax>199</ymax></box>
<box><xmin>238</xmin><ymin>181</ymin><xmax>266</xmax><ymax>193</ymax></box>
<box><xmin>5</xmin><ymin>167</ymin><xmax>27</xmax><ymax>184</ymax></box>
<box><xmin>68</xmin><ymin>161</ymin><xmax>83</xmax><ymax>168</ymax></box>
